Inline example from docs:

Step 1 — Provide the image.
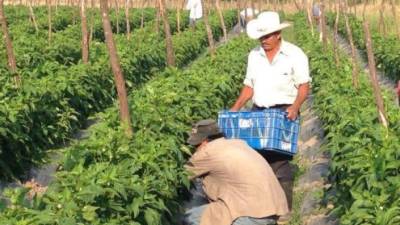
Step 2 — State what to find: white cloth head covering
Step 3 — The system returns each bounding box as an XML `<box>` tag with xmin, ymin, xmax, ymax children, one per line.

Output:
<box><xmin>246</xmin><ymin>11</ymin><xmax>291</xmax><ymax>39</ymax></box>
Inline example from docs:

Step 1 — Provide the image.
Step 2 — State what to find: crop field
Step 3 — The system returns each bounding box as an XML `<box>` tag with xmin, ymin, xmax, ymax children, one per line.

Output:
<box><xmin>0</xmin><ymin>0</ymin><xmax>399</xmax><ymax>224</ymax></box>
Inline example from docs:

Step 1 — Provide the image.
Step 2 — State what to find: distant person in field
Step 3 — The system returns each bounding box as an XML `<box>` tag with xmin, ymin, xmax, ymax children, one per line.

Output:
<box><xmin>183</xmin><ymin>119</ymin><xmax>288</xmax><ymax>225</ymax></box>
<box><xmin>239</xmin><ymin>8</ymin><xmax>259</xmax><ymax>32</ymax></box>
<box><xmin>185</xmin><ymin>0</ymin><xmax>203</xmax><ymax>27</ymax></box>
<box><xmin>230</xmin><ymin>11</ymin><xmax>311</xmax><ymax>224</ymax></box>
<box><xmin>312</xmin><ymin>2</ymin><xmax>321</xmax><ymax>23</ymax></box>
<box><xmin>312</xmin><ymin>2</ymin><xmax>322</xmax><ymax>39</ymax></box>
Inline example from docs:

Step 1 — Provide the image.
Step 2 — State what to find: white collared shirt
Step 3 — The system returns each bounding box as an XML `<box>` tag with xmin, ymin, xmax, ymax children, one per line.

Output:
<box><xmin>185</xmin><ymin>0</ymin><xmax>202</xmax><ymax>20</ymax></box>
<box><xmin>244</xmin><ymin>40</ymin><xmax>311</xmax><ymax>108</ymax></box>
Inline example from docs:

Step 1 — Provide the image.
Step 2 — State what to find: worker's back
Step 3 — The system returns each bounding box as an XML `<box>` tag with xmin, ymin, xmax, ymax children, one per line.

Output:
<box><xmin>188</xmin><ymin>138</ymin><xmax>288</xmax><ymax>223</ymax></box>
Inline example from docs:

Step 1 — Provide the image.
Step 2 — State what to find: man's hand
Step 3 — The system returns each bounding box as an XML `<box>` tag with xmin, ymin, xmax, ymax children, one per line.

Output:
<box><xmin>286</xmin><ymin>83</ymin><xmax>309</xmax><ymax>120</ymax></box>
<box><xmin>286</xmin><ymin>105</ymin><xmax>299</xmax><ymax>121</ymax></box>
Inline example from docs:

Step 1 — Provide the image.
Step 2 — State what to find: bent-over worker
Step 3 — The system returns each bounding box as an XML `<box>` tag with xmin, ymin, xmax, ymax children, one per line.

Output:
<box><xmin>183</xmin><ymin>119</ymin><xmax>288</xmax><ymax>225</ymax></box>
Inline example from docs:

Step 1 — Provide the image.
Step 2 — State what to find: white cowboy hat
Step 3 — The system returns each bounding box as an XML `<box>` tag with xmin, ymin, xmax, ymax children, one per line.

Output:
<box><xmin>246</xmin><ymin>11</ymin><xmax>291</xmax><ymax>40</ymax></box>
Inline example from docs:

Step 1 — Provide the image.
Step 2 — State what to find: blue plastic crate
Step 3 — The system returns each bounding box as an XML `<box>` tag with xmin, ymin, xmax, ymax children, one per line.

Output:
<box><xmin>218</xmin><ymin>109</ymin><xmax>300</xmax><ymax>156</ymax></box>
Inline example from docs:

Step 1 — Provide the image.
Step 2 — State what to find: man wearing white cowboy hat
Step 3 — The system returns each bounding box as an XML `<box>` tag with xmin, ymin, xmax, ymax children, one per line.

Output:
<box><xmin>231</xmin><ymin>11</ymin><xmax>311</xmax><ymax>223</ymax></box>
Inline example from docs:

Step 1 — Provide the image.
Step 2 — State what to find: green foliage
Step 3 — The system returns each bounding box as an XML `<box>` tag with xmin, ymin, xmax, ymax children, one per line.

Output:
<box><xmin>326</xmin><ymin>12</ymin><xmax>400</xmax><ymax>81</ymax></box>
<box><xmin>0</xmin><ymin>32</ymin><xmax>255</xmax><ymax>224</ymax></box>
<box><xmin>293</xmin><ymin>13</ymin><xmax>400</xmax><ymax>224</ymax></box>
<box><xmin>0</xmin><ymin>7</ymin><xmax>157</xmax><ymax>73</ymax></box>
<box><xmin>0</xmin><ymin>10</ymin><xmax>237</xmax><ymax>180</ymax></box>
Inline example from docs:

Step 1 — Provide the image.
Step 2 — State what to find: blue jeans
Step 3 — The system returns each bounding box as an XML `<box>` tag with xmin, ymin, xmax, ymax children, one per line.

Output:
<box><xmin>184</xmin><ymin>205</ymin><xmax>277</xmax><ymax>225</ymax></box>
<box><xmin>182</xmin><ymin>180</ymin><xmax>277</xmax><ymax>225</ymax></box>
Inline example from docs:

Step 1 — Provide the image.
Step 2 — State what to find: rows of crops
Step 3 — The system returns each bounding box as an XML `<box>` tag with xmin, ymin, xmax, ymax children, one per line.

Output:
<box><xmin>326</xmin><ymin>13</ymin><xmax>400</xmax><ymax>81</ymax></box>
<box><xmin>293</xmin><ymin>13</ymin><xmax>400</xmax><ymax>224</ymax></box>
<box><xmin>0</xmin><ymin>30</ymin><xmax>255</xmax><ymax>225</ymax></box>
<box><xmin>0</xmin><ymin>6</ymin><xmax>237</xmax><ymax>180</ymax></box>
<box><xmin>0</xmin><ymin>8</ymin><xmax>162</xmax><ymax>82</ymax></box>
<box><xmin>1</xmin><ymin>2</ymin><xmax>400</xmax><ymax>224</ymax></box>
<box><xmin>0</xmin><ymin>7</ymin><xmax>157</xmax><ymax>102</ymax></box>
<box><xmin>3</xmin><ymin>6</ymin><xmax>76</xmax><ymax>31</ymax></box>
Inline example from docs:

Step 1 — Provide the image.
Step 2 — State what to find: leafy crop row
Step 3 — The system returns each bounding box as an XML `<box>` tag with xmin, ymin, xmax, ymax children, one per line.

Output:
<box><xmin>0</xmin><ymin>11</ymin><xmax>237</xmax><ymax>180</ymax></box>
<box><xmin>0</xmin><ymin>30</ymin><xmax>255</xmax><ymax>224</ymax></box>
<box><xmin>0</xmin><ymin>9</ymin><xmax>186</xmax><ymax>100</ymax></box>
<box><xmin>0</xmin><ymin>6</ymin><xmax>84</xmax><ymax>69</ymax></box>
<box><xmin>293</xmin><ymin>13</ymin><xmax>400</xmax><ymax>224</ymax></box>
<box><xmin>326</xmin><ymin>13</ymin><xmax>400</xmax><ymax>81</ymax></box>
<box><xmin>0</xmin><ymin>7</ymin><xmax>157</xmax><ymax>75</ymax></box>
<box><xmin>0</xmin><ymin>9</ymin><xmax>174</xmax><ymax>106</ymax></box>
<box><xmin>4</xmin><ymin>6</ymin><xmax>77</xmax><ymax>33</ymax></box>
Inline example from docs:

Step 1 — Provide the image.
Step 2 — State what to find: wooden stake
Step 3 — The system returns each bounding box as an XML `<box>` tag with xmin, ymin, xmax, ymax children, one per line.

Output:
<box><xmin>353</xmin><ymin>0</ymin><xmax>357</xmax><ymax>17</ymax></box>
<box><xmin>321</xmin><ymin>0</ymin><xmax>328</xmax><ymax>47</ymax></box>
<box><xmin>278</xmin><ymin>0</ymin><xmax>283</xmax><ymax>12</ymax></box>
<box><xmin>176</xmin><ymin>0</ymin><xmax>181</xmax><ymax>33</ymax></box>
<box><xmin>378</xmin><ymin>0</ymin><xmax>386</xmax><ymax>37</ymax></box>
<box><xmin>47</xmin><ymin>0</ymin><xmax>52</xmax><ymax>42</ymax></box>
<box><xmin>244</xmin><ymin>1</ymin><xmax>248</xmax><ymax>27</ymax></box>
<box><xmin>0</xmin><ymin>0</ymin><xmax>20</xmax><ymax>87</ymax></box>
<box><xmin>100</xmin><ymin>0</ymin><xmax>133</xmax><ymax>137</ymax></box>
<box><xmin>333</xmin><ymin>0</ymin><xmax>340</xmax><ymax>66</ymax></box>
<box><xmin>125</xmin><ymin>0</ymin><xmax>131</xmax><ymax>39</ymax></box>
<box><xmin>216</xmin><ymin>0</ymin><xmax>227</xmax><ymax>42</ymax></box>
<box><xmin>89</xmin><ymin>14</ymin><xmax>94</xmax><ymax>42</ymax></box>
<box><xmin>140</xmin><ymin>0</ymin><xmax>145</xmax><ymax>28</ymax></box>
<box><xmin>362</xmin><ymin>0</ymin><xmax>367</xmax><ymax>18</ymax></box>
<box><xmin>294</xmin><ymin>0</ymin><xmax>301</xmax><ymax>11</ymax></box>
<box><xmin>236</xmin><ymin>0</ymin><xmax>241</xmax><ymax>29</ymax></box>
<box><xmin>306</xmin><ymin>0</ymin><xmax>314</xmax><ymax>36</ymax></box>
<box><xmin>389</xmin><ymin>0</ymin><xmax>399</xmax><ymax>39</ymax></box>
<box><xmin>202</xmin><ymin>0</ymin><xmax>215</xmax><ymax>56</ymax></box>
<box><xmin>155</xmin><ymin>0</ymin><xmax>160</xmax><ymax>33</ymax></box>
<box><xmin>343</xmin><ymin>0</ymin><xmax>359</xmax><ymax>89</ymax></box>
<box><xmin>251</xmin><ymin>0</ymin><xmax>256</xmax><ymax>16</ymax></box>
<box><xmin>74</xmin><ymin>1</ymin><xmax>79</xmax><ymax>25</ymax></box>
<box><xmin>80</xmin><ymin>0</ymin><xmax>89</xmax><ymax>64</ymax></box>
<box><xmin>159</xmin><ymin>0</ymin><xmax>176</xmax><ymax>66</ymax></box>
<box><xmin>363</xmin><ymin>20</ymin><xmax>388</xmax><ymax>128</ymax></box>
<box><xmin>115</xmin><ymin>0</ymin><xmax>120</xmax><ymax>34</ymax></box>
<box><xmin>28</xmin><ymin>0</ymin><xmax>39</xmax><ymax>33</ymax></box>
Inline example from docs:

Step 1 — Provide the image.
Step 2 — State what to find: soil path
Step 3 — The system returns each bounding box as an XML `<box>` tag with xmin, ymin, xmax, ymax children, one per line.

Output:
<box><xmin>292</xmin><ymin>29</ymin><xmax>399</xmax><ymax>225</ymax></box>
<box><xmin>335</xmin><ymin>33</ymin><xmax>398</xmax><ymax>103</ymax></box>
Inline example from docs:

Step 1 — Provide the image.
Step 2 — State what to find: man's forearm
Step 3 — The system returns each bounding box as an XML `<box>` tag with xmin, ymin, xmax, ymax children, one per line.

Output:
<box><xmin>231</xmin><ymin>86</ymin><xmax>254</xmax><ymax>111</ymax></box>
<box><xmin>231</xmin><ymin>98</ymin><xmax>248</xmax><ymax>111</ymax></box>
<box><xmin>292</xmin><ymin>83</ymin><xmax>310</xmax><ymax>109</ymax></box>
